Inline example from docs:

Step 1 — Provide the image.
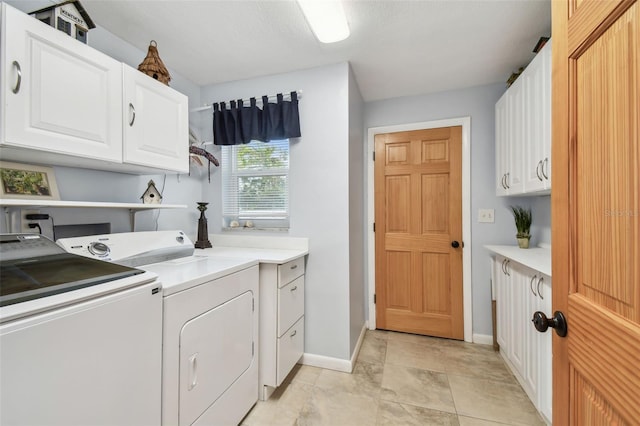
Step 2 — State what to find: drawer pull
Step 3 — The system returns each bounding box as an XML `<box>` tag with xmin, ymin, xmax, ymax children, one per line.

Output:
<box><xmin>290</xmin><ymin>285</ymin><xmax>298</xmax><ymax>292</ymax></box>
<box><xmin>290</xmin><ymin>264</ymin><xmax>298</xmax><ymax>270</ymax></box>
<box><xmin>12</xmin><ymin>61</ymin><xmax>22</xmax><ymax>94</ymax></box>
<box><xmin>290</xmin><ymin>330</ymin><xmax>297</xmax><ymax>338</ymax></box>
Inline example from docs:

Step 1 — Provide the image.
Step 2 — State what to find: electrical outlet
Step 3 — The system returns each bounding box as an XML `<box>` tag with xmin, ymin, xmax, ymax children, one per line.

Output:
<box><xmin>478</xmin><ymin>208</ymin><xmax>495</xmax><ymax>223</ymax></box>
<box><xmin>21</xmin><ymin>209</ymin><xmax>41</xmax><ymax>233</ymax></box>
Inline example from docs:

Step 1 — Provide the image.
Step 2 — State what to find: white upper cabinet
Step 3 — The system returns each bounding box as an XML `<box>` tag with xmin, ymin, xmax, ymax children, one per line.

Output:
<box><xmin>524</xmin><ymin>42</ymin><xmax>552</xmax><ymax>193</ymax></box>
<box><xmin>496</xmin><ymin>41</ymin><xmax>551</xmax><ymax>196</ymax></box>
<box><xmin>123</xmin><ymin>65</ymin><xmax>188</xmax><ymax>173</ymax></box>
<box><xmin>0</xmin><ymin>3</ymin><xmax>188</xmax><ymax>174</ymax></box>
<box><xmin>1</xmin><ymin>3</ymin><xmax>123</xmax><ymax>164</ymax></box>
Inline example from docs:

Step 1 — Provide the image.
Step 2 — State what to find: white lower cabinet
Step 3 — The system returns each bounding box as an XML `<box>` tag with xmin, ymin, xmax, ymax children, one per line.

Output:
<box><xmin>259</xmin><ymin>256</ymin><xmax>305</xmax><ymax>400</ymax></box>
<box><xmin>493</xmin><ymin>255</ymin><xmax>552</xmax><ymax>424</ymax></box>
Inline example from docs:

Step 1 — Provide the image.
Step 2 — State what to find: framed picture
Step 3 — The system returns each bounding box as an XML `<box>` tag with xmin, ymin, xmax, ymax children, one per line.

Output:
<box><xmin>0</xmin><ymin>161</ymin><xmax>60</xmax><ymax>200</ymax></box>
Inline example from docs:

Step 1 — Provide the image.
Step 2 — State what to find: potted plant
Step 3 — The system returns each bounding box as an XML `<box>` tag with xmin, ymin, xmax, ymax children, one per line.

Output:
<box><xmin>509</xmin><ymin>205</ymin><xmax>532</xmax><ymax>248</ymax></box>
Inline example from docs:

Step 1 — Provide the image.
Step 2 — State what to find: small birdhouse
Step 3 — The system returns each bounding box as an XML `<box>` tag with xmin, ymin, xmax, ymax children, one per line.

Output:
<box><xmin>138</xmin><ymin>40</ymin><xmax>172</xmax><ymax>86</ymax></box>
<box><xmin>30</xmin><ymin>1</ymin><xmax>95</xmax><ymax>44</ymax></box>
<box><xmin>141</xmin><ymin>180</ymin><xmax>163</xmax><ymax>204</ymax></box>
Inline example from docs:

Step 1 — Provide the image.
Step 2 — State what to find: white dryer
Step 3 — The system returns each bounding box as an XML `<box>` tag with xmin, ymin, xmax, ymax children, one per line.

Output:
<box><xmin>58</xmin><ymin>231</ymin><xmax>260</xmax><ymax>426</ymax></box>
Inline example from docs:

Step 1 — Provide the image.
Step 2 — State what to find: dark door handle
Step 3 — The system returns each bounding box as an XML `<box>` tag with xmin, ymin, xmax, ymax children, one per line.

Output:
<box><xmin>532</xmin><ymin>311</ymin><xmax>568</xmax><ymax>337</ymax></box>
<box><xmin>451</xmin><ymin>241</ymin><xmax>460</xmax><ymax>248</ymax></box>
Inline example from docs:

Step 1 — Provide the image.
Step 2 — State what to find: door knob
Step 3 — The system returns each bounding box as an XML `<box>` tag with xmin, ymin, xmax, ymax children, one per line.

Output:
<box><xmin>451</xmin><ymin>241</ymin><xmax>460</xmax><ymax>248</ymax></box>
<box><xmin>532</xmin><ymin>311</ymin><xmax>568</xmax><ymax>337</ymax></box>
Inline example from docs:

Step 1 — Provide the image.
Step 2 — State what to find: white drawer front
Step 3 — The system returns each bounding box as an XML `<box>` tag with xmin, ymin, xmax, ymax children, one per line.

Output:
<box><xmin>277</xmin><ymin>257</ymin><xmax>305</xmax><ymax>287</ymax></box>
<box><xmin>277</xmin><ymin>276</ymin><xmax>305</xmax><ymax>337</ymax></box>
<box><xmin>276</xmin><ymin>317</ymin><xmax>304</xmax><ymax>386</ymax></box>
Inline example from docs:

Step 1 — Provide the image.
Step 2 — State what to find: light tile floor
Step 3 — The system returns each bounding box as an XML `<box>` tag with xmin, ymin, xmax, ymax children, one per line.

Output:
<box><xmin>241</xmin><ymin>330</ymin><xmax>545</xmax><ymax>426</ymax></box>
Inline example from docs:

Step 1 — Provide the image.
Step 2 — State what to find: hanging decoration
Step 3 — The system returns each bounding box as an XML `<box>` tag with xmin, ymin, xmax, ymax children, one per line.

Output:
<box><xmin>212</xmin><ymin>91</ymin><xmax>301</xmax><ymax>145</ymax></box>
<box><xmin>137</xmin><ymin>40</ymin><xmax>171</xmax><ymax>85</ymax></box>
<box><xmin>188</xmin><ymin>129</ymin><xmax>219</xmax><ymax>183</ymax></box>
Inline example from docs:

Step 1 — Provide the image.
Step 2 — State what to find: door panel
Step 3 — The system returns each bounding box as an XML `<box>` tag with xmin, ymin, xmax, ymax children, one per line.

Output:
<box><xmin>375</xmin><ymin>127</ymin><xmax>463</xmax><ymax>339</ymax></box>
<box><xmin>553</xmin><ymin>1</ymin><xmax>639</xmax><ymax>424</ymax></box>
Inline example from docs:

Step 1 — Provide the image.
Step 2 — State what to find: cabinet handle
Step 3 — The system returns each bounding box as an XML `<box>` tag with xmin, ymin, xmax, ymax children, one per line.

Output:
<box><xmin>11</xmin><ymin>61</ymin><xmax>22</xmax><ymax>94</ymax></box>
<box><xmin>537</xmin><ymin>276</ymin><xmax>544</xmax><ymax>299</ymax></box>
<box><xmin>542</xmin><ymin>158</ymin><xmax>549</xmax><ymax>180</ymax></box>
<box><xmin>290</xmin><ymin>264</ymin><xmax>298</xmax><ymax>270</ymax></box>
<box><xmin>290</xmin><ymin>330</ymin><xmax>297</xmax><ymax>338</ymax></box>
<box><xmin>536</xmin><ymin>161</ymin><xmax>543</xmax><ymax>181</ymax></box>
<box><xmin>530</xmin><ymin>275</ymin><xmax>538</xmax><ymax>296</ymax></box>
<box><xmin>500</xmin><ymin>174</ymin><xmax>505</xmax><ymax>189</ymax></box>
<box><xmin>129</xmin><ymin>103</ymin><xmax>136</xmax><ymax>126</ymax></box>
<box><xmin>502</xmin><ymin>259</ymin><xmax>510</xmax><ymax>276</ymax></box>
<box><xmin>290</xmin><ymin>285</ymin><xmax>298</xmax><ymax>292</ymax></box>
<box><xmin>505</xmin><ymin>172</ymin><xmax>510</xmax><ymax>189</ymax></box>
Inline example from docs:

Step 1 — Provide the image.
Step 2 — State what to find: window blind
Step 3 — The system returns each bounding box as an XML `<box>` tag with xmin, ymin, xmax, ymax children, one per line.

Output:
<box><xmin>222</xmin><ymin>140</ymin><xmax>290</xmax><ymax>228</ymax></box>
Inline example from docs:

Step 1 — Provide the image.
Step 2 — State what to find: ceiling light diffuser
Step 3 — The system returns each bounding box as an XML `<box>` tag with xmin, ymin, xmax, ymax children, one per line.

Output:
<box><xmin>297</xmin><ymin>0</ymin><xmax>350</xmax><ymax>44</ymax></box>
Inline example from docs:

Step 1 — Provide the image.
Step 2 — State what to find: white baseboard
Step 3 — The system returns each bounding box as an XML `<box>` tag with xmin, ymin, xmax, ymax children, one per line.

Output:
<box><xmin>300</xmin><ymin>353</ymin><xmax>352</xmax><ymax>373</ymax></box>
<box><xmin>301</xmin><ymin>322</ymin><xmax>368</xmax><ymax>374</ymax></box>
<box><xmin>473</xmin><ymin>333</ymin><xmax>494</xmax><ymax>345</ymax></box>
<box><xmin>349</xmin><ymin>321</ymin><xmax>368</xmax><ymax>371</ymax></box>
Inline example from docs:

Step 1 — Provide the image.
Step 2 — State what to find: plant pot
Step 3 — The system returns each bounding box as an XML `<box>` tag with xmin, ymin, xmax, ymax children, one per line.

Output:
<box><xmin>517</xmin><ymin>237</ymin><xmax>530</xmax><ymax>249</ymax></box>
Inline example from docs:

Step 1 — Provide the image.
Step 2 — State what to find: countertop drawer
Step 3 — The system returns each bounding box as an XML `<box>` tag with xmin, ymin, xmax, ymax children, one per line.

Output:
<box><xmin>277</xmin><ymin>257</ymin><xmax>305</xmax><ymax>287</ymax></box>
<box><xmin>276</xmin><ymin>316</ymin><xmax>304</xmax><ymax>386</ymax></box>
<box><xmin>277</xmin><ymin>276</ymin><xmax>304</xmax><ymax>337</ymax></box>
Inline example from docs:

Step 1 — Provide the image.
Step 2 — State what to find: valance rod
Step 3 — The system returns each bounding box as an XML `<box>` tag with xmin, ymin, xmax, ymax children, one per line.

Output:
<box><xmin>190</xmin><ymin>90</ymin><xmax>303</xmax><ymax>113</ymax></box>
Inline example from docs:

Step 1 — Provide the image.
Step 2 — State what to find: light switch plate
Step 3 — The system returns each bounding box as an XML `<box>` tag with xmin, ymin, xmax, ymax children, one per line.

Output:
<box><xmin>478</xmin><ymin>209</ymin><xmax>495</xmax><ymax>223</ymax></box>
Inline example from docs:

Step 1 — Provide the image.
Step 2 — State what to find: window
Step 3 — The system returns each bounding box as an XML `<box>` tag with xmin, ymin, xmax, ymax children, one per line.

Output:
<box><xmin>222</xmin><ymin>140</ymin><xmax>290</xmax><ymax>229</ymax></box>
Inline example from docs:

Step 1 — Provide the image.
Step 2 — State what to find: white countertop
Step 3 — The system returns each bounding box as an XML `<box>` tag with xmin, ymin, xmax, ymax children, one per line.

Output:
<box><xmin>485</xmin><ymin>244</ymin><xmax>551</xmax><ymax>276</ymax></box>
<box><xmin>197</xmin><ymin>246</ymin><xmax>308</xmax><ymax>264</ymax></box>
<box><xmin>195</xmin><ymin>234</ymin><xmax>309</xmax><ymax>264</ymax></box>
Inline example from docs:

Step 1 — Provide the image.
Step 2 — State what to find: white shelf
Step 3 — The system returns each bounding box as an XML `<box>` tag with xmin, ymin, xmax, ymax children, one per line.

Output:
<box><xmin>0</xmin><ymin>199</ymin><xmax>187</xmax><ymax>211</ymax></box>
<box><xmin>1</xmin><ymin>199</ymin><xmax>188</xmax><ymax>232</ymax></box>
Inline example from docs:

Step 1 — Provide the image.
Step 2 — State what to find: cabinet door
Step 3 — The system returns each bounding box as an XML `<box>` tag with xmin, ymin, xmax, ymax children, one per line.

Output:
<box><xmin>123</xmin><ymin>65</ymin><xmax>188</xmax><ymax>172</ymax></box>
<box><xmin>523</xmin><ymin>267</ymin><xmax>541</xmax><ymax>402</ymax></box>
<box><xmin>495</xmin><ymin>94</ymin><xmax>509</xmax><ymax>196</ymax></box>
<box><xmin>523</xmin><ymin>42</ymin><xmax>552</xmax><ymax>193</ymax></box>
<box><xmin>2</xmin><ymin>4</ymin><xmax>122</xmax><ymax>163</ymax></box>
<box><xmin>508</xmin><ymin>262</ymin><xmax>526</xmax><ymax>376</ymax></box>
<box><xmin>536</xmin><ymin>274</ymin><xmax>552</xmax><ymax>424</ymax></box>
<box><xmin>505</xmin><ymin>77</ymin><xmax>525</xmax><ymax>194</ymax></box>
<box><xmin>494</xmin><ymin>256</ymin><xmax>510</xmax><ymax>351</ymax></box>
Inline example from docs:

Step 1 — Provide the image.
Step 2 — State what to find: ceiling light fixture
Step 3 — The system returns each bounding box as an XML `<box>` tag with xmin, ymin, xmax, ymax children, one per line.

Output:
<box><xmin>296</xmin><ymin>0</ymin><xmax>350</xmax><ymax>44</ymax></box>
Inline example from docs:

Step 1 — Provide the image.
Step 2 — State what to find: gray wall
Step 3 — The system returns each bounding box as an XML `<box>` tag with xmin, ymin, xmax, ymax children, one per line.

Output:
<box><xmin>364</xmin><ymin>83</ymin><xmax>518</xmax><ymax>337</ymax></box>
<box><xmin>348</xmin><ymin>65</ymin><xmax>366</xmax><ymax>354</ymax></box>
<box><xmin>199</xmin><ymin>63</ymin><xmax>356</xmax><ymax>360</ymax></box>
<box><xmin>2</xmin><ymin>1</ymin><xmax>204</xmax><ymax>238</ymax></box>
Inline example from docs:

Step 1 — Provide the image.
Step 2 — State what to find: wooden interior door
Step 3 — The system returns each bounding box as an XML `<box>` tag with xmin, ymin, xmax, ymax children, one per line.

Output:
<box><xmin>552</xmin><ymin>1</ymin><xmax>639</xmax><ymax>424</ymax></box>
<box><xmin>374</xmin><ymin>127</ymin><xmax>463</xmax><ymax>340</ymax></box>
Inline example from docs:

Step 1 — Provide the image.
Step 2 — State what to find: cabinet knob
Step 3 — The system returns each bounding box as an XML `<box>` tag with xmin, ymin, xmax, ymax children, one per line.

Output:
<box><xmin>12</xmin><ymin>61</ymin><xmax>22</xmax><ymax>94</ymax></box>
<box><xmin>532</xmin><ymin>311</ymin><xmax>567</xmax><ymax>337</ymax></box>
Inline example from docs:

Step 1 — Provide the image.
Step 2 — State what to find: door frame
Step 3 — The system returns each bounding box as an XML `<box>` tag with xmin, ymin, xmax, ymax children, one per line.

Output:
<box><xmin>367</xmin><ymin>116</ymin><xmax>472</xmax><ymax>342</ymax></box>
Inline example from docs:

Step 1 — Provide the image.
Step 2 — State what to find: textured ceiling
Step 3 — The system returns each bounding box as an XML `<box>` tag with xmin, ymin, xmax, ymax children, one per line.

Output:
<box><xmin>16</xmin><ymin>0</ymin><xmax>552</xmax><ymax>101</ymax></box>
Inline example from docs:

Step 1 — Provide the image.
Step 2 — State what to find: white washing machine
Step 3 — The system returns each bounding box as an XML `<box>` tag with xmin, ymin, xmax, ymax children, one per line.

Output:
<box><xmin>58</xmin><ymin>231</ymin><xmax>260</xmax><ymax>426</ymax></box>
